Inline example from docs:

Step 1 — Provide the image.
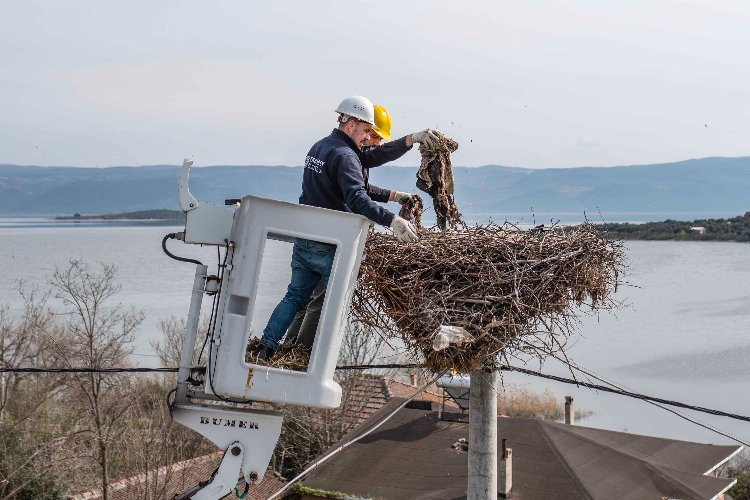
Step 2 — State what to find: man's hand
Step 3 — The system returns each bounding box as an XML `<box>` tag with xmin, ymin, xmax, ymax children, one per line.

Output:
<box><xmin>389</xmin><ymin>190</ymin><xmax>413</xmax><ymax>203</ymax></box>
<box><xmin>411</xmin><ymin>129</ymin><xmax>439</xmax><ymax>148</ymax></box>
<box><xmin>389</xmin><ymin>215</ymin><xmax>418</xmax><ymax>243</ymax></box>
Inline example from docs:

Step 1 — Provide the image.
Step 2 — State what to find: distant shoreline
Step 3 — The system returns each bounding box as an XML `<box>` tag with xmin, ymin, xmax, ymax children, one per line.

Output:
<box><xmin>596</xmin><ymin>211</ymin><xmax>750</xmax><ymax>243</ymax></box>
<box><xmin>55</xmin><ymin>209</ymin><xmax>184</xmax><ymax>221</ymax></box>
<box><xmin>49</xmin><ymin>208</ymin><xmax>750</xmax><ymax>243</ymax></box>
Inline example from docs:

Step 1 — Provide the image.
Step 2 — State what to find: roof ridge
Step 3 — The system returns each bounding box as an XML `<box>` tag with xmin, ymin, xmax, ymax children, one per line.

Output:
<box><xmin>544</xmin><ymin>421</ymin><xmax>739</xmax><ymax>473</ymax></box>
<box><xmin>533</xmin><ymin>419</ymin><xmax>594</xmax><ymax>499</ymax></box>
<box><xmin>539</xmin><ymin>422</ymin><xmax>730</xmax><ymax>499</ymax></box>
<box><xmin>638</xmin><ymin>461</ymin><xmax>708</xmax><ymax>500</ymax></box>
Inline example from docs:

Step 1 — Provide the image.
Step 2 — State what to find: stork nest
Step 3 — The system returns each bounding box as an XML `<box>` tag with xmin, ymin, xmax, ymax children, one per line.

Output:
<box><xmin>351</xmin><ymin>223</ymin><xmax>625</xmax><ymax>373</ymax></box>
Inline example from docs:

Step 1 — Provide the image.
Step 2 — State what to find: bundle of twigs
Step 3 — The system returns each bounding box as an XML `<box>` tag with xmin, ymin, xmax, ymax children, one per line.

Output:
<box><xmin>416</xmin><ymin>132</ymin><xmax>461</xmax><ymax>229</ymax></box>
<box><xmin>352</xmin><ymin>223</ymin><xmax>625</xmax><ymax>372</ymax></box>
<box><xmin>246</xmin><ymin>338</ymin><xmax>311</xmax><ymax>372</ymax></box>
<box><xmin>398</xmin><ymin>194</ymin><xmax>424</xmax><ymax>228</ymax></box>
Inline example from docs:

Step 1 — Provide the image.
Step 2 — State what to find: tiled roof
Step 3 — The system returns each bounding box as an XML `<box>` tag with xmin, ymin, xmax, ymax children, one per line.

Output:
<box><xmin>69</xmin><ymin>451</ymin><xmax>286</xmax><ymax>500</ymax></box>
<box><xmin>301</xmin><ymin>400</ymin><xmax>741</xmax><ymax>500</ymax></box>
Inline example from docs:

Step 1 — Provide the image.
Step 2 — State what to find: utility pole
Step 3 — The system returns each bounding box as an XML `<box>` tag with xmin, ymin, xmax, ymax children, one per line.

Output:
<box><xmin>468</xmin><ymin>369</ymin><xmax>498</xmax><ymax>499</ymax></box>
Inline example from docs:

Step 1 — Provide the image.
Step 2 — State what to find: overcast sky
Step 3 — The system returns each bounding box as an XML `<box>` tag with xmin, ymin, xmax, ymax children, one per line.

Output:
<box><xmin>1</xmin><ymin>0</ymin><xmax>748</xmax><ymax>168</ymax></box>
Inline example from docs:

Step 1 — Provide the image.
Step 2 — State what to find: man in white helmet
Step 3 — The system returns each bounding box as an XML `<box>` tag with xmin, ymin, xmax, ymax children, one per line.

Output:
<box><xmin>286</xmin><ymin>103</ymin><xmax>434</xmax><ymax>349</ymax></box>
<box><xmin>253</xmin><ymin>96</ymin><xmax>437</xmax><ymax>360</ymax></box>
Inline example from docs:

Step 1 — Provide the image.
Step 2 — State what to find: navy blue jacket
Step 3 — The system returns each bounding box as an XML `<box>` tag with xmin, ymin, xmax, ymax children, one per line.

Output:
<box><xmin>299</xmin><ymin>129</ymin><xmax>411</xmax><ymax>227</ymax></box>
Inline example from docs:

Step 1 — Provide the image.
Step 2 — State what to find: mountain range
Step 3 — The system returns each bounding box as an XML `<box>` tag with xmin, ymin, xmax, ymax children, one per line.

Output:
<box><xmin>1</xmin><ymin>157</ymin><xmax>747</xmax><ymax>222</ymax></box>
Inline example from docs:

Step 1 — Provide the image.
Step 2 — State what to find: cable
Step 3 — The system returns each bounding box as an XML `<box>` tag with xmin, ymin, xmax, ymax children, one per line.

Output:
<box><xmin>162</xmin><ymin>233</ymin><xmax>203</xmax><ymax>266</ymax></box>
<box><xmin>498</xmin><ymin>364</ymin><xmax>750</xmax><ymax>423</ymax></box>
<box><xmin>205</xmin><ymin>239</ymin><xmax>254</xmax><ymax>405</ymax></box>
<box><xmin>266</xmin><ymin>372</ymin><xmax>446</xmax><ymax>500</ymax></box>
<box><xmin>198</xmin><ymin>244</ymin><xmax>228</xmax><ymax>363</ymax></box>
<box><xmin>5</xmin><ymin>363</ymin><xmax>750</xmax><ymax>424</ymax></box>
<box><xmin>547</xmin><ymin>357</ymin><xmax>750</xmax><ymax>447</ymax></box>
<box><xmin>1</xmin><ymin>367</ymin><xmax>177</xmax><ymax>373</ymax></box>
<box><xmin>335</xmin><ymin>363</ymin><xmax>425</xmax><ymax>370</ymax></box>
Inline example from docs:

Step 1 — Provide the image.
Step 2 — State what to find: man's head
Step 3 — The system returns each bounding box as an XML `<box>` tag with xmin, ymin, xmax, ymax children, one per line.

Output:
<box><xmin>365</xmin><ymin>104</ymin><xmax>392</xmax><ymax>147</ymax></box>
<box><xmin>335</xmin><ymin>96</ymin><xmax>375</xmax><ymax>150</ymax></box>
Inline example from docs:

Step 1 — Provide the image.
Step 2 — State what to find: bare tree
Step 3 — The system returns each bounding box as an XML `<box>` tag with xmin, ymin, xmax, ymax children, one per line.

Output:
<box><xmin>150</xmin><ymin>315</ymin><xmax>209</xmax><ymax>385</ymax></box>
<box><xmin>118</xmin><ymin>379</ymin><xmax>214</xmax><ymax>500</ymax></box>
<box><xmin>272</xmin><ymin>319</ymin><xmax>387</xmax><ymax>477</ymax></box>
<box><xmin>0</xmin><ymin>284</ymin><xmax>68</xmax><ymax>499</ymax></box>
<box><xmin>42</xmin><ymin>259</ymin><xmax>144</xmax><ymax>500</ymax></box>
<box><xmin>0</xmin><ymin>283</ymin><xmax>62</xmax><ymax>421</ymax></box>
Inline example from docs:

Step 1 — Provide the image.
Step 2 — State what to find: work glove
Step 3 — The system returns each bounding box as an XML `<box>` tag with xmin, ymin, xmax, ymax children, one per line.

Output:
<box><xmin>389</xmin><ymin>190</ymin><xmax>413</xmax><ymax>203</ymax></box>
<box><xmin>412</xmin><ymin>129</ymin><xmax>439</xmax><ymax>148</ymax></box>
<box><xmin>389</xmin><ymin>215</ymin><xmax>419</xmax><ymax>243</ymax></box>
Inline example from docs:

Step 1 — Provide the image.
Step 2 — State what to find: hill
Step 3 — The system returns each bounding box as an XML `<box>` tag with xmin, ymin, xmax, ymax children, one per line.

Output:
<box><xmin>0</xmin><ymin>157</ymin><xmax>747</xmax><ymax>221</ymax></box>
<box><xmin>598</xmin><ymin>212</ymin><xmax>750</xmax><ymax>242</ymax></box>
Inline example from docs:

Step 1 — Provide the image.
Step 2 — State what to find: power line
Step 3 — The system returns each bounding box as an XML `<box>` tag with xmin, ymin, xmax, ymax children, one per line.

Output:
<box><xmin>498</xmin><ymin>364</ymin><xmax>750</xmax><ymax>423</ymax></box>
<box><xmin>523</xmin><ymin>357</ymin><xmax>750</xmax><ymax>447</ymax></box>
<box><xmin>1</xmin><ymin>367</ymin><xmax>177</xmax><ymax>373</ymax></box>
<box><xmin>4</xmin><ymin>363</ymin><xmax>750</xmax><ymax>425</ymax></box>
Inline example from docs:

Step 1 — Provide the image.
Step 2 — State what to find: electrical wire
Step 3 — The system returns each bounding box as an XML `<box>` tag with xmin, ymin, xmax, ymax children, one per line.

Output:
<box><xmin>4</xmin><ymin>364</ymin><xmax>749</xmax><ymax>424</ymax></box>
<box><xmin>335</xmin><ymin>363</ymin><xmax>425</xmax><ymax>370</ymax></box>
<box><xmin>497</xmin><ymin>365</ymin><xmax>750</xmax><ymax>424</ymax></box>
<box><xmin>1</xmin><ymin>367</ymin><xmax>178</xmax><ymax>373</ymax></box>
<box><xmin>538</xmin><ymin>357</ymin><xmax>750</xmax><ymax>447</ymax></box>
<box><xmin>161</xmin><ymin>233</ymin><xmax>204</xmax><ymax>266</ymax></box>
<box><xmin>204</xmin><ymin>239</ymin><xmax>254</xmax><ymax>405</ymax></box>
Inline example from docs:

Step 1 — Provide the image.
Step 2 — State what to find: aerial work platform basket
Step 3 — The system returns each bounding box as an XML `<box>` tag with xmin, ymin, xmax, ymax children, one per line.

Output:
<box><xmin>169</xmin><ymin>160</ymin><xmax>371</xmax><ymax>497</ymax></box>
<box><xmin>206</xmin><ymin>195</ymin><xmax>371</xmax><ymax>407</ymax></box>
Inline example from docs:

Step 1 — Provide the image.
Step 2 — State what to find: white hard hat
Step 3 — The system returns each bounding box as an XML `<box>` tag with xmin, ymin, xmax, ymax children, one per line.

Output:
<box><xmin>335</xmin><ymin>96</ymin><xmax>375</xmax><ymax>125</ymax></box>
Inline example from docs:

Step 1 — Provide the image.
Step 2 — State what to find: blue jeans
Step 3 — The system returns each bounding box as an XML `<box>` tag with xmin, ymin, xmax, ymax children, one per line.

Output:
<box><xmin>259</xmin><ymin>239</ymin><xmax>336</xmax><ymax>350</ymax></box>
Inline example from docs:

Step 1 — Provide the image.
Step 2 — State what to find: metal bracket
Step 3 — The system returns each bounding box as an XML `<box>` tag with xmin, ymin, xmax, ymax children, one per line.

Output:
<box><xmin>178</xmin><ymin>159</ymin><xmax>199</xmax><ymax>212</ymax></box>
<box><xmin>177</xmin><ymin>158</ymin><xmax>235</xmax><ymax>245</ymax></box>
<box><xmin>173</xmin><ymin>442</ymin><xmax>244</xmax><ymax>500</ymax></box>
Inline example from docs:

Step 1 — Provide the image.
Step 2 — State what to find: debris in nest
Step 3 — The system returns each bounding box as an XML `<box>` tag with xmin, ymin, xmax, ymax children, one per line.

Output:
<box><xmin>451</xmin><ymin>437</ymin><xmax>469</xmax><ymax>453</ymax></box>
<box><xmin>416</xmin><ymin>131</ymin><xmax>461</xmax><ymax>229</ymax></box>
<box><xmin>352</xmin><ymin>222</ymin><xmax>625</xmax><ymax>373</ymax></box>
<box><xmin>245</xmin><ymin>337</ymin><xmax>311</xmax><ymax>372</ymax></box>
<box><xmin>398</xmin><ymin>194</ymin><xmax>424</xmax><ymax>228</ymax></box>
<box><xmin>432</xmin><ymin>325</ymin><xmax>473</xmax><ymax>351</ymax></box>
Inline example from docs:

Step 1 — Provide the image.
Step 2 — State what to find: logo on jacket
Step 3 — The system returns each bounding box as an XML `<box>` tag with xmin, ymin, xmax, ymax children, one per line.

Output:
<box><xmin>305</xmin><ymin>155</ymin><xmax>324</xmax><ymax>174</ymax></box>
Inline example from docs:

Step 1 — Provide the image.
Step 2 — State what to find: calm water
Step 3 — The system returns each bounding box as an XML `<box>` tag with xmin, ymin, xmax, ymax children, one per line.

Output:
<box><xmin>0</xmin><ymin>220</ymin><xmax>748</xmax><ymax>447</ymax></box>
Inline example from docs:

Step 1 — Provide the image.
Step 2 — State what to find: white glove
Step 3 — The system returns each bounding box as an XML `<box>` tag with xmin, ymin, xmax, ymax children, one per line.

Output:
<box><xmin>412</xmin><ymin>129</ymin><xmax>439</xmax><ymax>148</ymax></box>
<box><xmin>389</xmin><ymin>215</ymin><xmax>418</xmax><ymax>243</ymax></box>
<box><xmin>390</xmin><ymin>191</ymin><xmax>413</xmax><ymax>203</ymax></box>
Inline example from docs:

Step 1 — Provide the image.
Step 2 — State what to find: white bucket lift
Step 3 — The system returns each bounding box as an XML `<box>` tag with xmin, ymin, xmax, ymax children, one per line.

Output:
<box><xmin>169</xmin><ymin>160</ymin><xmax>371</xmax><ymax>499</ymax></box>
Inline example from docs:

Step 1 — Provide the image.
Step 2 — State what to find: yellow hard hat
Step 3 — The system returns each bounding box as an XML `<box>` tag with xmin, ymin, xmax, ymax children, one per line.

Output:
<box><xmin>372</xmin><ymin>104</ymin><xmax>392</xmax><ymax>141</ymax></box>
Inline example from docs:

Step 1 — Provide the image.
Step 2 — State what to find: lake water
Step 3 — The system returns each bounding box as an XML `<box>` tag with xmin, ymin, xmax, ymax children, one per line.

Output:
<box><xmin>0</xmin><ymin>219</ymin><xmax>748</xmax><ymax>448</ymax></box>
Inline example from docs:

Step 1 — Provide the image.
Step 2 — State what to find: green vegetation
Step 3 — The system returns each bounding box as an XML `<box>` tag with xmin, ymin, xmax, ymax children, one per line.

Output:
<box><xmin>290</xmin><ymin>483</ymin><xmax>371</xmax><ymax>499</ymax></box>
<box><xmin>55</xmin><ymin>209</ymin><xmax>184</xmax><ymax>220</ymax></box>
<box><xmin>598</xmin><ymin>211</ymin><xmax>750</xmax><ymax>242</ymax></box>
<box><xmin>724</xmin><ymin>451</ymin><xmax>750</xmax><ymax>500</ymax></box>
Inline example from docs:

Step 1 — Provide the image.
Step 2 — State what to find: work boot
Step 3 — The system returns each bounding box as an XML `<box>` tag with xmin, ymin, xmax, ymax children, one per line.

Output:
<box><xmin>251</xmin><ymin>344</ymin><xmax>275</xmax><ymax>363</ymax></box>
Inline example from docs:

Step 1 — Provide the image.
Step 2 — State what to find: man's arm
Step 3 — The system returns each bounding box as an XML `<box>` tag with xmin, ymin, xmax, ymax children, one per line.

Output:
<box><xmin>366</xmin><ymin>183</ymin><xmax>391</xmax><ymax>203</ymax></box>
<box><xmin>335</xmin><ymin>151</ymin><xmax>395</xmax><ymax>227</ymax></box>
<box><xmin>361</xmin><ymin>136</ymin><xmax>412</xmax><ymax>169</ymax></box>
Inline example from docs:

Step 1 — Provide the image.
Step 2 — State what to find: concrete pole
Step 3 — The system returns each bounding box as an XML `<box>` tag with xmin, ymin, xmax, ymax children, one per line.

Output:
<box><xmin>468</xmin><ymin>370</ymin><xmax>498</xmax><ymax>499</ymax></box>
<box><xmin>565</xmin><ymin>396</ymin><xmax>575</xmax><ymax>425</ymax></box>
